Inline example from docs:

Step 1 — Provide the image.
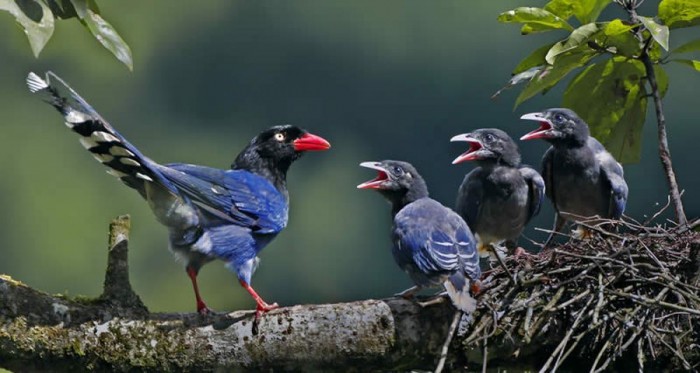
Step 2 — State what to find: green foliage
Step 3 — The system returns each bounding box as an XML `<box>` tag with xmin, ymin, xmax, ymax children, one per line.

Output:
<box><xmin>545</xmin><ymin>23</ymin><xmax>599</xmax><ymax>64</ymax></box>
<box><xmin>659</xmin><ymin>0</ymin><xmax>700</xmax><ymax>28</ymax></box>
<box><xmin>0</xmin><ymin>0</ymin><xmax>54</xmax><ymax>57</ymax></box>
<box><xmin>0</xmin><ymin>0</ymin><xmax>131</xmax><ymax>70</ymax></box>
<box><xmin>497</xmin><ymin>0</ymin><xmax>700</xmax><ymax>163</ymax></box>
<box><xmin>562</xmin><ymin>58</ymin><xmax>647</xmax><ymax>163</ymax></box>
<box><xmin>497</xmin><ymin>7</ymin><xmax>574</xmax><ymax>34</ymax></box>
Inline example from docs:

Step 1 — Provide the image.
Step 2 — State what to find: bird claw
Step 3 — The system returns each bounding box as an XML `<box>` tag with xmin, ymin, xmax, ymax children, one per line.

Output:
<box><xmin>417</xmin><ymin>294</ymin><xmax>447</xmax><ymax>308</ymax></box>
<box><xmin>254</xmin><ymin>302</ymin><xmax>279</xmax><ymax>321</ymax></box>
<box><xmin>572</xmin><ymin>226</ymin><xmax>594</xmax><ymax>240</ymax></box>
<box><xmin>394</xmin><ymin>286</ymin><xmax>420</xmax><ymax>299</ymax></box>
<box><xmin>513</xmin><ymin>247</ymin><xmax>534</xmax><ymax>260</ymax></box>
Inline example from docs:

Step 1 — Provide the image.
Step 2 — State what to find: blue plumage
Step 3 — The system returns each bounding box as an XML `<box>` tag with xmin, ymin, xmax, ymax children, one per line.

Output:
<box><xmin>358</xmin><ymin>161</ymin><xmax>480</xmax><ymax>313</ymax></box>
<box><xmin>27</xmin><ymin>71</ymin><xmax>330</xmax><ymax>315</ymax></box>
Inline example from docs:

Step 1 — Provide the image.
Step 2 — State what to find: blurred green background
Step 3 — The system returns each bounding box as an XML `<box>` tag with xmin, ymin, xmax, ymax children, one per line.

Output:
<box><xmin>0</xmin><ymin>1</ymin><xmax>697</xmax><ymax>313</ymax></box>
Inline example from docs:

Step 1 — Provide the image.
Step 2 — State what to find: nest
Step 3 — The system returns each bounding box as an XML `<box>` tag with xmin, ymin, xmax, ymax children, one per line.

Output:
<box><xmin>463</xmin><ymin>217</ymin><xmax>700</xmax><ymax>372</ymax></box>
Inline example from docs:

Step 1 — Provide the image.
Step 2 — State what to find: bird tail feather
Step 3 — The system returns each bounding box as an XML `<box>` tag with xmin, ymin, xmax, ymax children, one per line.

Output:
<box><xmin>444</xmin><ymin>272</ymin><xmax>477</xmax><ymax>313</ymax></box>
<box><xmin>26</xmin><ymin>72</ymin><xmax>167</xmax><ymax>194</ymax></box>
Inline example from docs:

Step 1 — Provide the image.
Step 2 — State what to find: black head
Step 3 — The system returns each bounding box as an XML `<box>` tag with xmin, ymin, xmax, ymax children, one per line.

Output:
<box><xmin>450</xmin><ymin>128</ymin><xmax>521</xmax><ymax>167</ymax></box>
<box><xmin>357</xmin><ymin>160</ymin><xmax>429</xmax><ymax>212</ymax></box>
<box><xmin>519</xmin><ymin>108</ymin><xmax>589</xmax><ymax>146</ymax></box>
<box><xmin>233</xmin><ymin>125</ymin><xmax>330</xmax><ymax>188</ymax></box>
<box><xmin>248</xmin><ymin>124</ymin><xmax>330</xmax><ymax>160</ymax></box>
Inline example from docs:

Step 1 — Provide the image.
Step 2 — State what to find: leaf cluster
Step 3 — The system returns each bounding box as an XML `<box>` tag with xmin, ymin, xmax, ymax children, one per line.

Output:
<box><xmin>496</xmin><ymin>0</ymin><xmax>700</xmax><ymax>163</ymax></box>
<box><xmin>0</xmin><ymin>0</ymin><xmax>132</xmax><ymax>70</ymax></box>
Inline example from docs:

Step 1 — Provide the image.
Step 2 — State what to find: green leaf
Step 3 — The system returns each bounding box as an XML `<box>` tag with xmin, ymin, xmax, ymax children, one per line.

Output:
<box><xmin>69</xmin><ymin>0</ymin><xmax>133</xmax><ymax>70</ymax></box>
<box><xmin>671</xmin><ymin>59</ymin><xmax>700</xmax><ymax>71</ymax></box>
<box><xmin>543</xmin><ymin>0</ymin><xmax>577</xmax><ymax>20</ymax></box>
<box><xmin>601</xmin><ymin>19</ymin><xmax>640</xmax><ymax>57</ymax></box>
<box><xmin>515</xmin><ymin>47</ymin><xmax>596</xmax><ymax>108</ymax></box>
<box><xmin>659</xmin><ymin>0</ymin><xmax>700</xmax><ymax>29</ymax></box>
<box><xmin>653</xmin><ymin>65</ymin><xmax>670</xmax><ymax>98</ymax></box>
<box><xmin>671</xmin><ymin>38</ymin><xmax>700</xmax><ymax>54</ymax></box>
<box><xmin>638</xmin><ymin>16</ymin><xmax>670</xmax><ymax>51</ymax></box>
<box><xmin>513</xmin><ymin>42</ymin><xmax>557</xmax><ymax>74</ymax></box>
<box><xmin>0</xmin><ymin>0</ymin><xmax>55</xmax><ymax>57</ymax></box>
<box><xmin>498</xmin><ymin>7</ymin><xmax>574</xmax><ymax>32</ymax></box>
<box><xmin>604</xmin><ymin>93</ymin><xmax>646</xmax><ymax>163</ymax></box>
<box><xmin>546</xmin><ymin>23</ymin><xmax>600</xmax><ymax>64</ymax></box>
<box><xmin>492</xmin><ymin>67</ymin><xmax>543</xmax><ymax>99</ymax></box>
<box><xmin>543</xmin><ymin>0</ymin><xmax>612</xmax><ymax>23</ymax></box>
<box><xmin>562</xmin><ymin>58</ymin><xmax>647</xmax><ymax>162</ymax></box>
<box><xmin>575</xmin><ymin>0</ymin><xmax>613</xmax><ymax>24</ymax></box>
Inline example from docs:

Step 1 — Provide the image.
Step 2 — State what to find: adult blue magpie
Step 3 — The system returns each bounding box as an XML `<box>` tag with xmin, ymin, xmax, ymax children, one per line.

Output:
<box><xmin>451</xmin><ymin>128</ymin><xmax>544</xmax><ymax>256</ymax></box>
<box><xmin>520</xmin><ymin>108</ymin><xmax>628</xmax><ymax>247</ymax></box>
<box><xmin>26</xmin><ymin>71</ymin><xmax>331</xmax><ymax>316</ymax></box>
<box><xmin>357</xmin><ymin>160</ymin><xmax>480</xmax><ymax>312</ymax></box>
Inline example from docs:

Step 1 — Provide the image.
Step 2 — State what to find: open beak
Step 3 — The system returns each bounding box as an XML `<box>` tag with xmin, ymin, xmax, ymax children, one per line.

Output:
<box><xmin>520</xmin><ymin>112</ymin><xmax>554</xmax><ymax>140</ymax></box>
<box><xmin>293</xmin><ymin>132</ymin><xmax>331</xmax><ymax>151</ymax></box>
<box><xmin>357</xmin><ymin>161</ymin><xmax>390</xmax><ymax>189</ymax></box>
<box><xmin>450</xmin><ymin>134</ymin><xmax>484</xmax><ymax>164</ymax></box>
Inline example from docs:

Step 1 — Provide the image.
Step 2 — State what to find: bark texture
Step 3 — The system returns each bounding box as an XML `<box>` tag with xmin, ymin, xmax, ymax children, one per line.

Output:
<box><xmin>1</xmin><ymin>216</ymin><xmax>698</xmax><ymax>372</ymax></box>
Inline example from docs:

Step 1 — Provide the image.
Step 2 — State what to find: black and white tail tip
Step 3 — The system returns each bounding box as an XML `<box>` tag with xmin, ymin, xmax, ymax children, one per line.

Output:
<box><xmin>27</xmin><ymin>72</ymin><xmax>49</xmax><ymax>93</ymax></box>
<box><xmin>26</xmin><ymin>72</ymin><xmax>155</xmax><ymax>185</ymax></box>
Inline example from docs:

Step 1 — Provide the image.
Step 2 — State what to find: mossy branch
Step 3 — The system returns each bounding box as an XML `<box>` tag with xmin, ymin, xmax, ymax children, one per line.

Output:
<box><xmin>1</xmin><ymin>216</ymin><xmax>698</xmax><ymax>371</ymax></box>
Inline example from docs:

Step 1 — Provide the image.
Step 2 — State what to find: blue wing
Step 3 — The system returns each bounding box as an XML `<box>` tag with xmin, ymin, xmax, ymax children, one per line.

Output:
<box><xmin>455</xmin><ymin>168</ymin><xmax>484</xmax><ymax>229</ymax></box>
<box><xmin>158</xmin><ymin>163</ymin><xmax>289</xmax><ymax>234</ymax></box>
<box><xmin>519</xmin><ymin>165</ymin><xmax>545</xmax><ymax>224</ymax></box>
<box><xmin>590</xmin><ymin>138</ymin><xmax>628</xmax><ymax>219</ymax></box>
<box><xmin>393</xmin><ymin>198</ymin><xmax>468</xmax><ymax>275</ymax></box>
<box><xmin>453</xmin><ymin>218</ymin><xmax>480</xmax><ymax>281</ymax></box>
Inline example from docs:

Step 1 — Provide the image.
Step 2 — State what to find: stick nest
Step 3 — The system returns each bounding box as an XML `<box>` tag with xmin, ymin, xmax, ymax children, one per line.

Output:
<box><xmin>464</xmin><ymin>219</ymin><xmax>700</xmax><ymax>372</ymax></box>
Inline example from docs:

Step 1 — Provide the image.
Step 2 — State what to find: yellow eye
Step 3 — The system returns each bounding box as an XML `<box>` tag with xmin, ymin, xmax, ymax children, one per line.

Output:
<box><xmin>274</xmin><ymin>133</ymin><xmax>285</xmax><ymax>142</ymax></box>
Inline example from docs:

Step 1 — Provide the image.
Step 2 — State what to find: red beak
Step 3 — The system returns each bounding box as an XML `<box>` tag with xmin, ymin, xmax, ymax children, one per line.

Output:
<box><xmin>293</xmin><ymin>132</ymin><xmax>331</xmax><ymax>151</ymax></box>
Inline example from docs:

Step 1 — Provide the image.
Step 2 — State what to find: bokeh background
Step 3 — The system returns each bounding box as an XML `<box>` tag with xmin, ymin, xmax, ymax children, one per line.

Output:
<box><xmin>0</xmin><ymin>0</ymin><xmax>697</xmax><ymax>312</ymax></box>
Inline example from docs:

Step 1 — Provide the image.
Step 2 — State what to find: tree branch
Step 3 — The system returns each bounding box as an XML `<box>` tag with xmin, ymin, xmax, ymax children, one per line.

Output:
<box><xmin>624</xmin><ymin>0</ymin><xmax>688</xmax><ymax>226</ymax></box>
<box><xmin>1</xmin><ymin>216</ymin><xmax>698</xmax><ymax>371</ymax></box>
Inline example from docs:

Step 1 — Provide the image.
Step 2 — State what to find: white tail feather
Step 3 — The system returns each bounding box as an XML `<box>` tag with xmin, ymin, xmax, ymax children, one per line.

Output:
<box><xmin>26</xmin><ymin>72</ymin><xmax>48</xmax><ymax>93</ymax></box>
<box><xmin>444</xmin><ymin>279</ymin><xmax>477</xmax><ymax>313</ymax></box>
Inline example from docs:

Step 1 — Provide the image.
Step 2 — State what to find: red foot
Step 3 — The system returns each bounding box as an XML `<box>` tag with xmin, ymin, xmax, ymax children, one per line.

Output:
<box><xmin>513</xmin><ymin>247</ymin><xmax>533</xmax><ymax>259</ymax></box>
<box><xmin>470</xmin><ymin>280</ymin><xmax>482</xmax><ymax>295</ymax></box>
<box><xmin>196</xmin><ymin>302</ymin><xmax>212</xmax><ymax>315</ymax></box>
<box><xmin>239</xmin><ymin>280</ymin><xmax>278</xmax><ymax>319</ymax></box>
<box><xmin>187</xmin><ymin>266</ymin><xmax>212</xmax><ymax>315</ymax></box>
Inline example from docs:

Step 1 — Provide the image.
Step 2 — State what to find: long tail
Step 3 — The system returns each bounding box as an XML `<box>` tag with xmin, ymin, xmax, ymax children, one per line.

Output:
<box><xmin>444</xmin><ymin>272</ymin><xmax>477</xmax><ymax>313</ymax></box>
<box><xmin>26</xmin><ymin>72</ymin><xmax>169</xmax><ymax>196</ymax></box>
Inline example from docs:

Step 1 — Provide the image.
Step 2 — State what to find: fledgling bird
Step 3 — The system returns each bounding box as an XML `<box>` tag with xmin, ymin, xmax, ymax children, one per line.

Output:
<box><xmin>26</xmin><ymin>71</ymin><xmax>331</xmax><ymax>316</ymax></box>
<box><xmin>451</xmin><ymin>128</ymin><xmax>545</xmax><ymax>256</ymax></box>
<box><xmin>357</xmin><ymin>160</ymin><xmax>480</xmax><ymax>312</ymax></box>
<box><xmin>520</xmin><ymin>108</ymin><xmax>628</xmax><ymax>247</ymax></box>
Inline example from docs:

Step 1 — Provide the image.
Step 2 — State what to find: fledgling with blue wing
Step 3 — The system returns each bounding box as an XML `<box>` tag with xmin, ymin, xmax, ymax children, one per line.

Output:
<box><xmin>27</xmin><ymin>71</ymin><xmax>331</xmax><ymax>316</ymax></box>
<box><xmin>357</xmin><ymin>160</ymin><xmax>480</xmax><ymax>313</ymax></box>
<box><xmin>520</xmin><ymin>108</ymin><xmax>628</xmax><ymax>247</ymax></box>
<box><xmin>450</xmin><ymin>128</ymin><xmax>544</xmax><ymax>257</ymax></box>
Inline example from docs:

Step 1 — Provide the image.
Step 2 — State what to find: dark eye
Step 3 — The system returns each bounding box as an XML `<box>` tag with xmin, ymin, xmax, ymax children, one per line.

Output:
<box><xmin>553</xmin><ymin>113</ymin><xmax>565</xmax><ymax>123</ymax></box>
<box><xmin>274</xmin><ymin>133</ymin><xmax>285</xmax><ymax>142</ymax></box>
<box><xmin>484</xmin><ymin>133</ymin><xmax>495</xmax><ymax>143</ymax></box>
<box><xmin>391</xmin><ymin>166</ymin><xmax>404</xmax><ymax>175</ymax></box>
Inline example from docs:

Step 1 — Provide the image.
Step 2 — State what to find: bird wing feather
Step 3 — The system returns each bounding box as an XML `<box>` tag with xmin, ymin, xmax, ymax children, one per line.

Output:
<box><xmin>518</xmin><ymin>165</ymin><xmax>546</xmax><ymax>223</ymax></box>
<box><xmin>392</xmin><ymin>204</ymin><xmax>461</xmax><ymax>275</ymax></box>
<box><xmin>590</xmin><ymin>138</ymin><xmax>628</xmax><ymax>218</ymax></box>
<box><xmin>541</xmin><ymin>147</ymin><xmax>555</xmax><ymax>208</ymax></box>
<box><xmin>455</xmin><ymin>168</ymin><xmax>484</xmax><ymax>229</ymax></box>
<box><xmin>160</xmin><ymin>164</ymin><xmax>288</xmax><ymax>233</ymax></box>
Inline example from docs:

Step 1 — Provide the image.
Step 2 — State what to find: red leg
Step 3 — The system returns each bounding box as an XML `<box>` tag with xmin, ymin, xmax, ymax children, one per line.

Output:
<box><xmin>239</xmin><ymin>280</ymin><xmax>278</xmax><ymax>318</ymax></box>
<box><xmin>186</xmin><ymin>266</ymin><xmax>210</xmax><ymax>315</ymax></box>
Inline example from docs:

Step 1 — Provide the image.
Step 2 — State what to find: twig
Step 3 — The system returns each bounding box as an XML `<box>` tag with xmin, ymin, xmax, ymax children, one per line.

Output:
<box><xmin>435</xmin><ymin>311</ymin><xmax>461</xmax><ymax>373</ymax></box>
